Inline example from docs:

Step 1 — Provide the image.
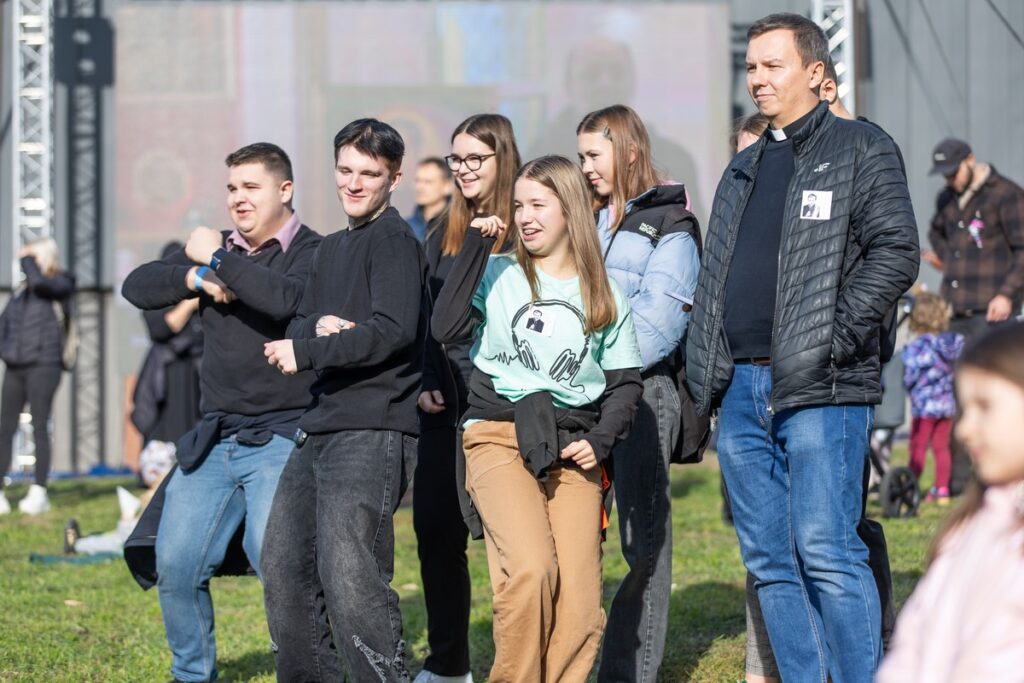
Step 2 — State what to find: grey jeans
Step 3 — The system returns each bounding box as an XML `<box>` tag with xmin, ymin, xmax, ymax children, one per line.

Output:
<box><xmin>599</xmin><ymin>367</ymin><xmax>679</xmax><ymax>683</ymax></box>
<box><xmin>261</xmin><ymin>429</ymin><xmax>415</xmax><ymax>683</ymax></box>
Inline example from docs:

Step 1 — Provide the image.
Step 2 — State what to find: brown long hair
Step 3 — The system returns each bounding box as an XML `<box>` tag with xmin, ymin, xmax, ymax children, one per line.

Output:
<box><xmin>442</xmin><ymin>114</ymin><xmax>522</xmax><ymax>256</ymax></box>
<box><xmin>576</xmin><ymin>104</ymin><xmax>661</xmax><ymax>231</ymax></box>
<box><xmin>927</xmin><ymin>322</ymin><xmax>1024</xmax><ymax>566</ymax></box>
<box><xmin>514</xmin><ymin>156</ymin><xmax>616</xmax><ymax>334</ymax></box>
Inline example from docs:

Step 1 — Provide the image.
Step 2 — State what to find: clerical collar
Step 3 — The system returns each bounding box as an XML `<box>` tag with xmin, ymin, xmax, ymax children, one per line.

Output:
<box><xmin>768</xmin><ymin>107</ymin><xmax>817</xmax><ymax>141</ymax></box>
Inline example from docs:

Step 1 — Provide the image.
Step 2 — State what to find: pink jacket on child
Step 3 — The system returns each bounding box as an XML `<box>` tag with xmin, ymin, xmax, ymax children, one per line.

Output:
<box><xmin>876</xmin><ymin>483</ymin><xmax>1024</xmax><ymax>682</ymax></box>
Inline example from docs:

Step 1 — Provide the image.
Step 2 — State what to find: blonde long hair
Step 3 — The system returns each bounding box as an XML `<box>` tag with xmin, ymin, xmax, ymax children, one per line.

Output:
<box><xmin>24</xmin><ymin>238</ymin><xmax>61</xmax><ymax>276</ymax></box>
<box><xmin>514</xmin><ymin>156</ymin><xmax>616</xmax><ymax>334</ymax></box>
<box><xmin>442</xmin><ymin>114</ymin><xmax>522</xmax><ymax>256</ymax></box>
<box><xmin>576</xmin><ymin>104</ymin><xmax>662</xmax><ymax>231</ymax></box>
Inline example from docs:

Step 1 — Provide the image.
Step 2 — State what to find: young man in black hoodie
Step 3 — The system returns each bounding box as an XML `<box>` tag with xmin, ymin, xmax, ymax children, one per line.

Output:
<box><xmin>121</xmin><ymin>142</ymin><xmax>321</xmax><ymax>683</ymax></box>
<box><xmin>262</xmin><ymin>119</ymin><xmax>427</xmax><ymax>683</ymax></box>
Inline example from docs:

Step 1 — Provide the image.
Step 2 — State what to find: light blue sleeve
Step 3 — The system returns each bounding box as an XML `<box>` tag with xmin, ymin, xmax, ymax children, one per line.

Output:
<box><xmin>631</xmin><ymin>231</ymin><xmax>701</xmax><ymax>371</ymax></box>
<box><xmin>598</xmin><ymin>283</ymin><xmax>643</xmax><ymax>370</ymax></box>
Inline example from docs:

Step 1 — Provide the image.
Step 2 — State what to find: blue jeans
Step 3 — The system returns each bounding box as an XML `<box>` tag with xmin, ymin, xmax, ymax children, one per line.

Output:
<box><xmin>717</xmin><ymin>363</ymin><xmax>880</xmax><ymax>683</ymax></box>
<box><xmin>155</xmin><ymin>434</ymin><xmax>292</xmax><ymax>682</ymax></box>
<box><xmin>599</xmin><ymin>367</ymin><xmax>678</xmax><ymax>683</ymax></box>
<box><xmin>261</xmin><ymin>429</ymin><xmax>413</xmax><ymax>683</ymax></box>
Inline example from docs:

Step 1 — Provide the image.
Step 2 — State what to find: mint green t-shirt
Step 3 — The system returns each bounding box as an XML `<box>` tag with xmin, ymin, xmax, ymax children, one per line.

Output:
<box><xmin>469</xmin><ymin>255</ymin><xmax>642</xmax><ymax>409</ymax></box>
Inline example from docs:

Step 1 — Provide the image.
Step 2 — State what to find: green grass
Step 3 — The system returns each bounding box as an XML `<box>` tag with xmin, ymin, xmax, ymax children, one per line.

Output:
<box><xmin>0</xmin><ymin>451</ymin><xmax>948</xmax><ymax>682</ymax></box>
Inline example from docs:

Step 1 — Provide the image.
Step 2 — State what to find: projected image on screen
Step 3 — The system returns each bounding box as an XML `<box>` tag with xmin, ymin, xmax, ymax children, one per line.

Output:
<box><xmin>114</xmin><ymin>1</ymin><xmax>729</xmax><ymax>371</ymax></box>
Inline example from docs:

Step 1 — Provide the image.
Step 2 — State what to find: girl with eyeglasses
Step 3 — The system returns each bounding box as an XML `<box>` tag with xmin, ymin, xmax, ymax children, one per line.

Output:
<box><xmin>432</xmin><ymin>155</ymin><xmax>643</xmax><ymax>682</ymax></box>
<box><xmin>576</xmin><ymin>104</ymin><xmax>701</xmax><ymax>683</ymax></box>
<box><xmin>412</xmin><ymin>113</ymin><xmax>521</xmax><ymax>683</ymax></box>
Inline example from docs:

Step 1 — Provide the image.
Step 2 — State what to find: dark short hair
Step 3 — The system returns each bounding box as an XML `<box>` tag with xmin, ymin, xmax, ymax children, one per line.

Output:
<box><xmin>333</xmin><ymin>118</ymin><xmax>405</xmax><ymax>174</ymax></box>
<box><xmin>748</xmin><ymin>13</ymin><xmax>830</xmax><ymax>69</ymax></box>
<box><xmin>419</xmin><ymin>156</ymin><xmax>452</xmax><ymax>179</ymax></box>
<box><xmin>224</xmin><ymin>142</ymin><xmax>293</xmax><ymax>183</ymax></box>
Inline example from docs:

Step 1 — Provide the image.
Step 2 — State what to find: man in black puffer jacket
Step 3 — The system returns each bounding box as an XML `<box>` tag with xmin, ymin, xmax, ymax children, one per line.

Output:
<box><xmin>686</xmin><ymin>14</ymin><xmax>918</xmax><ymax>683</ymax></box>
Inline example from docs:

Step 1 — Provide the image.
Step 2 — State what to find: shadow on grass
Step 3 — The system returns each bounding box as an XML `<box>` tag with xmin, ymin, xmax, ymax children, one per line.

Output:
<box><xmin>670</xmin><ymin>466</ymin><xmax>713</xmax><ymax>501</ymax></box>
<box><xmin>659</xmin><ymin>580</ymin><xmax>746</xmax><ymax>678</ymax></box>
<box><xmin>219</xmin><ymin>649</ymin><xmax>276</xmax><ymax>682</ymax></box>
<box><xmin>43</xmin><ymin>478</ymin><xmax>138</xmax><ymax>506</ymax></box>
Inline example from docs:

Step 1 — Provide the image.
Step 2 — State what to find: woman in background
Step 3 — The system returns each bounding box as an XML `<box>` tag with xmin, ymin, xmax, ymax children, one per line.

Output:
<box><xmin>130</xmin><ymin>241</ymin><xmax>203</xmax><ymax>485</ymax></box>
<box><xmin>413</xmin><ymin>113</ymin><xmax>521</xmax><ymax>683</ymax></box>
<box><xmin>577</xmin><ymin>104</ymin><xmax>701</xmax><ymax>683</ymax></box>
<box><xmin>0</xmin><ymin>238</ymin><xmax>75</xmax><ymax>515</ymax></box>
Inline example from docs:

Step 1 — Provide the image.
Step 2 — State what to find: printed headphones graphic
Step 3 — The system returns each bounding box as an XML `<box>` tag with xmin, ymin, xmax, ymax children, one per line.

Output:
<box><xmin>510</xmin><ymin>300</ymin><xmax>591</xmax><ymax>388</ymax></box>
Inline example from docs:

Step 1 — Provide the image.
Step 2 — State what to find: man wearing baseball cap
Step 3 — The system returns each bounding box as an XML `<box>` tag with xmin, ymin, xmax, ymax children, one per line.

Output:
<box><xmin>925</xmin><ymin>138</ymin><xmax>1024</xmax><ymax>492</ymax></box>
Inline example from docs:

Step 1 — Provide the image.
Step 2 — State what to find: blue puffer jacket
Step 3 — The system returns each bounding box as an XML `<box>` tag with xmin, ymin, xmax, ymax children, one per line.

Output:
<box><xmin>598</xmin><ymin>185</ymin><xmax>701</xmax><ymax>372</ymax></box>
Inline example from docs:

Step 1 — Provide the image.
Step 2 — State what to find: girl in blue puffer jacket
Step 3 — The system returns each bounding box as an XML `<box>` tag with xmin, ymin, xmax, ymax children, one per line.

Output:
<box><xmin>576</xmin><ymin>104</ymin><xmax>701</xmax><ymax>683</ymax></box>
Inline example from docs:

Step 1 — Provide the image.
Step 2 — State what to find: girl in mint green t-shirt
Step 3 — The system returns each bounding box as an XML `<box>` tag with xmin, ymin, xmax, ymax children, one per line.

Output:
<box><xmin>432</xmin><ymin>155</ymin><xmax>643</xmax><ymax>682</ymax></box>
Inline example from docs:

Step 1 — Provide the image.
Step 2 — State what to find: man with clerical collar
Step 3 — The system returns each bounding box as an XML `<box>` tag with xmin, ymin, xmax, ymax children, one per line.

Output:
<box><xmin>687</xmin><ymin>13</ymin><xmax>919</xmax><ymax>682</ymax></box>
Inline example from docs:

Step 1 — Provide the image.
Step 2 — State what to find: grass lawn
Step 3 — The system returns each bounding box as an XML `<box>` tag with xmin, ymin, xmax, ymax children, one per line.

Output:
<box><xmin>0</xmin><ymin>450</ymin><xmax>948</xmax><ymax>682</ymax></box>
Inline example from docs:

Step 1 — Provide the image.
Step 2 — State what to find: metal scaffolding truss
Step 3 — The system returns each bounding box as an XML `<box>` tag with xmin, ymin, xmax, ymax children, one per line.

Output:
<box><xmin>8</xmin><ymin>0</ymin><xmax>112</xmax><ymax>473</ymax></box>
<box><xmin>10</xmin><ymin>0</ymin><xmax>54</xmax><ymax>270</ymax></box>
<box><xmin>813</xmin><ymin>0</ymin><xmax>858</xmax><ymax>115</ymax></box>
<box><xmin>56</xmin><ymin>0</ymin><xmax>113</xmax><ymax>471</ymax></box>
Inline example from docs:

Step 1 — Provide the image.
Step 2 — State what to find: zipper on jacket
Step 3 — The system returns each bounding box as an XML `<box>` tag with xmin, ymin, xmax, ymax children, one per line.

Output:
<box><xmin>767</xmin><ymin>134</ymin><xmax>812</xmax><ymax>415</ymax></box>
<box><xmin>830</xmin><ymin>353</ymin><xmax>838</xmax><ymax>400</ymax></box>
<box><xmin>766</xmin><ymin>240</ymin><xmax>783</xmax><ymax>417</ymax></box>
<box><xmin>705</xmin><ymin>171</ymin><xmax>759</xmax><ymax>411</ymax></box>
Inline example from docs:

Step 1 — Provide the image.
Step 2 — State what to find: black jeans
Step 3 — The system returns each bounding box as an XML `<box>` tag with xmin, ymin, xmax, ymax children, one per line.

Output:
<box><xmin>412</xmin><ymin>424</ymin><xmax>471</xmax><ymax>676</ymax></box>
<box><xmin>261</xmin><ymin>429</ymin><xmax>414</xmax><ymax>683</ymax></box>
<box><xmin>0</xmin><ymin>363</ymin><xmax>62</xmax><ymax>487</ymax></box>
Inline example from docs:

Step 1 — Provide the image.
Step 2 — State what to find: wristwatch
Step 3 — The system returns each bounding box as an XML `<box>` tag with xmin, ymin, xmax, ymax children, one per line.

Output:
<box><xmin>209</xmin><ymin>247</ymin><xmax>228</xmax><ymax>271</ymax></box>
<box><xmin>194</xmin><ymin>266</ymin><xmax>210</xmax><ymax>292</ymax></box>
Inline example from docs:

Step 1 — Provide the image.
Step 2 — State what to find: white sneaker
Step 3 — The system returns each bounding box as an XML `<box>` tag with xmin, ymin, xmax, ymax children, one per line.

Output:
<box><xmin>412</xmin><ymin>670</ymin><xmax>474</xmax><ymax>683</ymax></box>
<box><xmin>18</xmin><ymin>484</ymin><xmax>50</xmax><ymax>515</ymax></box>
<box><xmin>0</xmin><ymin>491</ymin><xmax>10</xmax><ymax>515</ymax></box>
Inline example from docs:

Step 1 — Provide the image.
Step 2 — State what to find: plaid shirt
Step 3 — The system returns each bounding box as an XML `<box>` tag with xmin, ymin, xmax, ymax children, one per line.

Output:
<box><xmin>929</xmin><ymin>167</ymin><xmax>1024</xmax><ymax>315</ymax></box>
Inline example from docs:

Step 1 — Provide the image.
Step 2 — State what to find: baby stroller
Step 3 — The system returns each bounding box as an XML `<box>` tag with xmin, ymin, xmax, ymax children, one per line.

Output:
<box><xmin>872</xmin><ymin>294</ymin><xmax>920</xmax><ymax>518</ymax></box>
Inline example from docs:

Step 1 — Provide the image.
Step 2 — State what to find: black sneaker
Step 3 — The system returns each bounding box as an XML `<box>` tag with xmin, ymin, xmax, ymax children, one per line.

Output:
<box><xmin>63</xmin><ymin>518</ymin><xmax>81</xmax><ymax>554</ymax></box>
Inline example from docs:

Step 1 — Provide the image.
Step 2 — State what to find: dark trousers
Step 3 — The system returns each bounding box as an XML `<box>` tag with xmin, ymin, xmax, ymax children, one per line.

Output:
<box><xmin>412</xmin><ymin>424</ymin><xmax>471</xmax><ymax>676</ymax></box>
<box><xmin>599</xmin><ymin>370</ymin><xmax>679</xmax><ymax>683</ymax></box>
<box><xmin>948</xmin><ymin>313</ymin><xmax>994</xmax><ymax>494</ymax></box>
<box><xmin>0</xmin><ymin>363</ymin><xmax>62</xmax><ymax>487</ymax></box>
<box><xmin>261</xmin><ymin>429</ymin><xmax>414</xmax><ymax>683</ymax></box>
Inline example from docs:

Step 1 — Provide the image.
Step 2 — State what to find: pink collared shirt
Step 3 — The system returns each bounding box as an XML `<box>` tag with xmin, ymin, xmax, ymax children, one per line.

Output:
<box><xmin>876</xmin><ymin>483</ymin><xmax>1024</xmax><ymax>682</ymax></box>
<box><xmin>225</xmin><ymin>211</ymin><xmax>301</xmax><ymax>254</ymax></box>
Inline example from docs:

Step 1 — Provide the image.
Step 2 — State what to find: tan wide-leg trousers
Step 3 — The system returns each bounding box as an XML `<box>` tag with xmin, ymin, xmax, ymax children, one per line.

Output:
<box><xmin>463</xmin><ymin>421</ymin><xmax>605</xmax><ymax>683</ymax></box>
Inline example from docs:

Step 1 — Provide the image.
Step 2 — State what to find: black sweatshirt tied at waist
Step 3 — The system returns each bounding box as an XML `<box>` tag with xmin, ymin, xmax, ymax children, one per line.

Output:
<box><xmin>433</xmin><ymin>227</ymin><xmax>643</xmax><ymax>537</ymax></box>
<box><xmin>175</xmin><ymin>408</ymin><xmax>304</xmax><ymax>471</ymax></box>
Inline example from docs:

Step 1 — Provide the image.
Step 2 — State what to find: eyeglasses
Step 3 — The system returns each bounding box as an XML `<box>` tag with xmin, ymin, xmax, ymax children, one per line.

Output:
<box><xmin>445</xmin><ymin>153</ymin><xmax>496</xmax><ymax>172</ymax></box>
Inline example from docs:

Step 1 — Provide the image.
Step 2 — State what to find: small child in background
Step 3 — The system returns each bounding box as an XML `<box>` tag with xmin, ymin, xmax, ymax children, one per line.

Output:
<box><xmin>877</xmin><ymin>322</ymin><xmax>1024</xmax><ymax>682</ymax></box>
<box><xmin>902</xmin><ymin>292</ymin><xmax>964</xmax><ymax>505</ymax></box>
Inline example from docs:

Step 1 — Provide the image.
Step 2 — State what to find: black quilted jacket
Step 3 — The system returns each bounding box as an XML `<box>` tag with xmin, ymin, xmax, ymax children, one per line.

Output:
<box><xmin>0</xmin><ymin>257</ymin><xmax>74</xmax><ymax>368</ymax></box>
<box><xmin>686</xmin><ymin>101</ymin><xmax>919</xmax><ymax>415</ymax></box>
